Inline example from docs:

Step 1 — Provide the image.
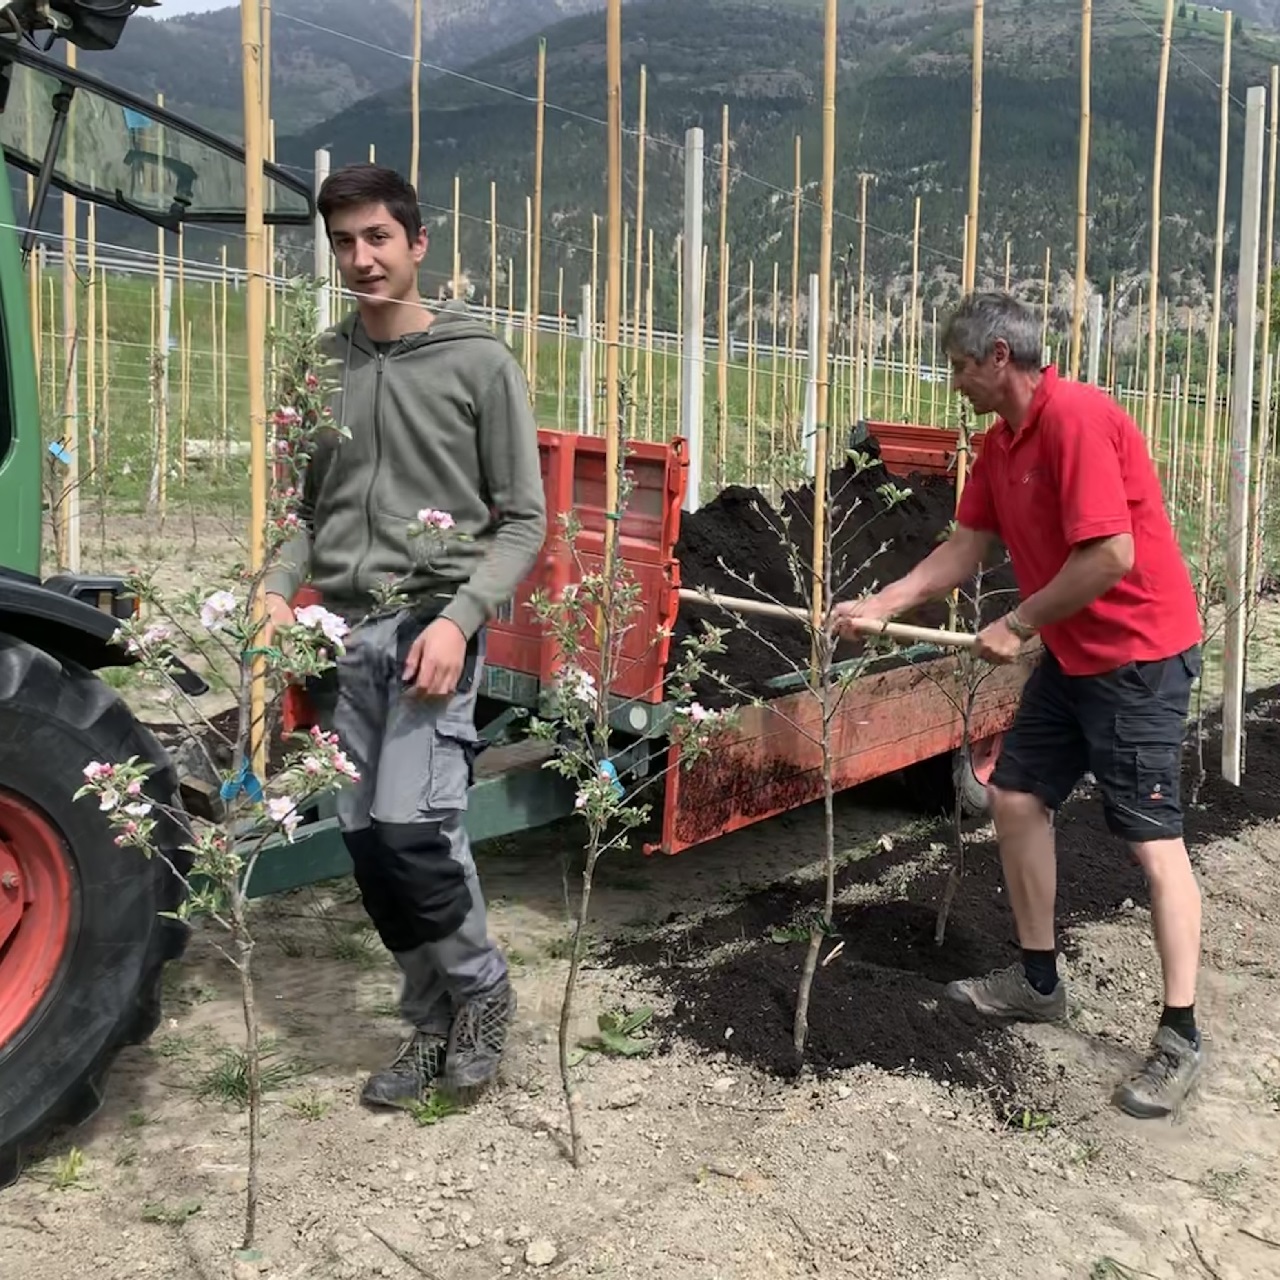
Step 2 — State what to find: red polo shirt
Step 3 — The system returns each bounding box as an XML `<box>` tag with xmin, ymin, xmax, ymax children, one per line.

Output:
<box><xmin>955</xmin><ymin>366</ymin><xmax>1201</xmax><ymax>676</ymax></box>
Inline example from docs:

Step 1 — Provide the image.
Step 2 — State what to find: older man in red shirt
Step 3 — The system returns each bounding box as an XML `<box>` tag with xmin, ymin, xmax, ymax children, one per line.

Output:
<box><xmin>835</xmin><ymin>291</ymin><xmax>1205</xmax><ymax>1120</ymax></box>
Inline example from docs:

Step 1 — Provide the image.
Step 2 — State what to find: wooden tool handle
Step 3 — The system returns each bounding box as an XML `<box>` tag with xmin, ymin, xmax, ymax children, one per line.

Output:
<box><xmin>677</xmin><ymin>587</ymin><xmax>979</xmax><ymax>650</ymax></box>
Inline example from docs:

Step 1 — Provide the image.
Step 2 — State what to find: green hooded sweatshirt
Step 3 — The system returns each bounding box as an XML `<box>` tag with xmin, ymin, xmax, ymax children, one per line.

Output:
<box><xmin>264</xmin><ymin>303</ymin><xmax>547</xmax><ymax>639</ymax></box>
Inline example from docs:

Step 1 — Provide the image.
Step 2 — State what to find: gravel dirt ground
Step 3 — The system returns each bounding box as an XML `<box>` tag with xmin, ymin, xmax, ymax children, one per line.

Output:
<box><xmin>5</xmin><ymin>516</ymin><xmax>1280</xmax><ymax>1280</ymax></box>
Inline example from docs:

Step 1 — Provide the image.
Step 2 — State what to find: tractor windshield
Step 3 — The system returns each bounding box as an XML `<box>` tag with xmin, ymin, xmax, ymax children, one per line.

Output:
<box><xmin>0</xmin><ymin>38</ymin><xmax>312</xmax><ymax>228</ymax></box>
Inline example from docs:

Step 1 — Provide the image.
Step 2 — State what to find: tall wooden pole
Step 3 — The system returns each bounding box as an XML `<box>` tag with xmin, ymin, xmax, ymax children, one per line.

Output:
<box><xmin>530</xmin><ymin>39</ymin><xmax>547</xmax><ymax>402</ymax></box>
<box><xmin>60</xmin><ymin>43</ymin><xmax>79</xmax><ymax>572</ymax></box>
<box><xmin>810</xmin><ymin>0</ymin><xmax>837</xmax><ymax>646</ymax></box>
<box><xmin>1223</xmin><ymin>85</ymin><xmax>1266</xmax><ymax>786</ymax></box>
<box><xmin>1249</xmin><ymin>63</ymin><xmax>1280</xmax><ymax>608</ymax></box>
<box><xmin>718</xmin><ymin>105</ymin><xmax>730</xmax><ymax>485</ymax></box>
<box><xmin>1145</xmin><ymin>0</ymin><xmax>1176</xmax><ymax>444</ymax></box>
<box><xmin>790</xmin><ymin>137</ymin><xmax>802</xmax><ymax>432</ymax></box>
<box><xmin>632</xmin><ymin>63</ymin><xmax>648</xmax><ymax>390</ymax></box>
<box><xmin>855</xmin><ymin>173</ymin><xmax>870</xmax><ymax>422</ymax></box>
<box><xmin>604</xmin><ymin>0</ymin><xmax>623</xmax><ymax>584</ymax></box>
<box><xmin>1200</xmin><ymin>13</ymin><xmax>1232</xmax><ymax>577</ymax></box>
<box><xmin>1070</xmin><ymin>0</ymin><xmax>1092</xmax><ymax>380</ymax></box>
<box><xmin>409</xmin><ymin>0</ymin><xmax>422</xmax><ymax>190</ymax></box>
<box><xmin>965</xmin><ymin>0</ymin><xmax>983</xmax><ymax>294</ymax></box>
<box><xmin>242</xmin><ymin>0</ymin><xmax>268</xmax><ymax>780</ymax></box>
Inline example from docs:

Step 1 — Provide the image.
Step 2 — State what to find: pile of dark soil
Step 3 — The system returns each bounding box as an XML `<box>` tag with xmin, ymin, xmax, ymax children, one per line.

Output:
<box><xmin>671</xmin><ymin>445</ymin><xmax>1019</xmax><ymax>704</ymax></box>
<box><xmin>607</xmin><ymin>684</ymin><xmax>1280</xmax><ymax>1115</ymax></box>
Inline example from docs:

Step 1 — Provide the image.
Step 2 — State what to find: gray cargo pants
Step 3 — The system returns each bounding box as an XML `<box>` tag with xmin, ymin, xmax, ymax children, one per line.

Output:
<box><xmin>313</xmin><ymin>609</ymin><xmax>507</xmax><ymax>1035</ymax></box>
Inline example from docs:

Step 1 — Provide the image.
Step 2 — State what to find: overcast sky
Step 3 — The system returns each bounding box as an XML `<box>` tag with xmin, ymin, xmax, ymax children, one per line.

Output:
<box><xmin>151</xmin><ymin>0</ymin><xmax>237</xmax><ymax>14</ymax></box>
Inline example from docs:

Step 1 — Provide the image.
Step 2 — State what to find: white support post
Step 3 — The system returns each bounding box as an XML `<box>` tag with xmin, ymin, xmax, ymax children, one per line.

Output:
<box><xmin>804</xmin><ymin>272</ymin><xmax>820</xmax><ymax>478</ymax></box>
<box><xmin>680</xmin><ymin>126</ymin><xmax>705</xmax><ymax>513</ymax></box>
<box><xmin>1087</xmin><ymin>292</ymin><xmax>1103</xmax><ymax>384</ymax></box>
<box><xmin>579</xmin><ymin>284</ymin><xmax>595</xmax><ymax>435</ymax></box>
<box><xmin>1223</xmin><ymin>83</ymin><xmax>1266</xmax><ymax>785</ymax></box>
<box><xmin>314</xmin><ymin>147</ymin><xmax>332</xmax><ymax>331</ymax></box>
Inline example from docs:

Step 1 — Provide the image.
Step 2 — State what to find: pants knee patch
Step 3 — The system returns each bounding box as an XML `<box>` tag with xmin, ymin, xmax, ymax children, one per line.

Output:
<box><xmin>375</xmin><ymin>820</ymin><xmax>472</xmax><ymax>944</ymax></box>
<box><xmin>343</xmin><ymin>828</ymin><xmax>419</xmax><ymax>953</ymax></box>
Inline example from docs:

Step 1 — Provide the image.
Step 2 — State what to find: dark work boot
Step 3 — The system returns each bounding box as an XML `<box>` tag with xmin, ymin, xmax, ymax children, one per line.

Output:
<box><xmin>360</xmin><ymin>1031</ymin><xmax>448</xmax><ymax>1108</ymax></box>
<box><xmin>441</xmin><ymin>977</ymin><xmax>517</xmax><ymax>1095</ymax></box>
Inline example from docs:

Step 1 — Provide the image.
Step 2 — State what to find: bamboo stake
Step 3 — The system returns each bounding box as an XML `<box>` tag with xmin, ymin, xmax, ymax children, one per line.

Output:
<box><xmin>718</xmin><ymin>104</ymin><xmax>730</xmax><ymax>486</ymax></box>
<box><xmin>604</xmin><ymin>0</ymin><xmax>623</xmax><ymax>589</ymax></box>
<box><xmin>1003</xmin><ymin>237</ymin><xmax>1011</xmax><ymax>292</ymax></box>
<box><xmin>524</xmin><ymin>195</ymin><xmax>534</xmax><ymax>381</ymax></box>
<box><xmin>632</xmin><ymin>63</ymin><xmax>648</xmax><ymax>400</ymax></box>
<box><xmin>747</xmin><ymin>258</ymin><xmax>757</xmax><ymax>477</ymax></box>
<box><xmin>1041</xmin><ymin>246</ymin><xmax>1051</xmax><ymax>356</ymax></box>
<box><xmin>855</xmin><ymin>172</ymin><xmax>870</xmax><ymax>423</ymax></box>
<box><xmin>99</xmin><ymin>260</ymin><xmax>108</xmax><ymax>471</ymax></box>
<box><xmin>771</xmin><ymin>259</ymin><xmax>781</xmax><ymax>460</ymax></box>
<box><xmin>452</xmin><ymin>175</ymin><xmax>462</xmax><ymax>300</ymax></box>
<box><xmin>409</xmin><ymin>0</ymin><xmax>422</xmax><ymax>190</ymax></box>
<box><xmin>930</xmin><ymin>306</ymin><xmax>939</xmax><ymax>426</ymax></box>
<box><xmin>1105</xmin><ymin>277</ymin><xmax>1116</xmax><ymax>392</ymax></box>
<box><xmin>155</xmin><ymin>96</ymin><xmax>168</xmax><ymax>513</ymax></box>
<box><xmin>1145</xmin><ymin>0</ymin><xmax>1176</xmax><ymax>444</ymax></box>
<box><xmin>591</xmin><ymin>214</ymin><xmax>600</xmax><ymax>391</ymax></box>
<box><xmin>791</xmin><ymin>137</ymin><xmax>803</xmax><ymax>437</ymax></box>
<box><xmin>811</xmin><ymin>0</ymin><xmax>837</xmax><ymax>652</ymax></box>
<box><xmin>489</xmin><ymin>181</ymin><xmax>498</xmax><ymax>330</ymax></box>
<box><xmin>531</xmin><ymin>39</ymin><xmax>546</xmax><ymax>402</ymax></box>
<box><xmin>965</xmin><ymin>0</ymin><xmax>983</xmax><ymax>293</ymax></box>
<box><xmin>909</xmin><ymin>195</ymin><xmax>921</xmax><ymax>422</ymax></box>
<box><xmin>242</xmin><ymin>0</ymin><xmax>269</xmax><ymax>782</ymax></box>
<box><xmin>27</xmin><ymin>177</ymin><xmax>39</xmax><ymax>409</ymax></box>
<box><xmin>60</xmin><ymin>41</ymin><xmax>78</xmax><ymax>571</ymax></box>
<box><xmin>86</xmin><ymin>202</ymin><xmax>96</xmax><ymax>477</ymax></box>
<box><xmin>557</xmin><ymin>268</ymin><xmax>566</xmax><ymax>429</ymax></box>
<box><xmin>178</xmin><ymin>225</ymin><xmax>188</xmax><ymax>485</ymax></box>
<box><xmin>1200</xmin><ymin>12</ymin><xmax>1232</xmax><ymax>578</ymax></box>
<box><xmin>1249</xmin><ymin>63</ymin><xmax>1279</xmax><ymax>607</ymax></box>
<box><xmin>1071</xmin><ymin>0</ymin><xmax>1093</xmax><ymax>379</ymax></box>
<box><xmin>220</xmin><ymin>245</ymin><xmax>229</xmax><ymax>464</ymax></box>
<box><xmin>645</xmin><ymin>228</ymin><xmax>655</xmax><ymax>441</ymax></box>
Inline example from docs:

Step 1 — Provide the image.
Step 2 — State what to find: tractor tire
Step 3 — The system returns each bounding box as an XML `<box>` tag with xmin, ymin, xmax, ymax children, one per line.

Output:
<box><xmin>0</xmin><ymin>635</ymin><xmax>191</xmax><ymax>1188</ymax></box>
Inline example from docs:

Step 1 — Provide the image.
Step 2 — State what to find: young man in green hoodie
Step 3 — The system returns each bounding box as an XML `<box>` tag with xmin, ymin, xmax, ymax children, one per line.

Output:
<box><xmin>263</xmin><ymin>163</ymin><xmax>547</xmax><ymax>1105</ymax></box>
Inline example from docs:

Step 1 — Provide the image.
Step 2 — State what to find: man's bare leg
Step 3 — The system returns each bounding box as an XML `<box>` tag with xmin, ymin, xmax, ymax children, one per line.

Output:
<box><xmin>1130</xmin><ymin>837</ymin><xmax>1201</xmax><ymax>1009</ymax></box>
<box><xmin>1108</xmin><ymin>836</ymin><xmax>1205</xmax><ymax>1119</ymax></box>
<box><xmin>943</xmin><ymin>784</ymin><xmax>1067</xmax><ymax>1022</ymax></box>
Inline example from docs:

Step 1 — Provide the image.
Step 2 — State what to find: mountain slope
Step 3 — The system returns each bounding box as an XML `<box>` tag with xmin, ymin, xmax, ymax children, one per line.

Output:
<box><xmin>279</xmin><ymin>0</ymin><xmax>1280</xmax><ymax>323</ymax></box>
<box><xmin>75</xmin><ymin>0</ymin><xmax>613</xmax><ymax>135</ymax></box>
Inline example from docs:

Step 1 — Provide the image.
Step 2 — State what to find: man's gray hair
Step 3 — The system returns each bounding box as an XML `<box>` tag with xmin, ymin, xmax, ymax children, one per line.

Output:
<box><xmin>941</xmin><ymin>292</ymin><xmax>1043</xmax><ymax>370</ymax></box>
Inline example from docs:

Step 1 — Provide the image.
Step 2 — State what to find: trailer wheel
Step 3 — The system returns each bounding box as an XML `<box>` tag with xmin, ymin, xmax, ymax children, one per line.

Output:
<box><xmin>952</xmin><ymin>732</ymin><xmax>1003</xmax><ymax>818</ymax></box>
<box><xmin>0</xmin><ymin>636</ymin><xmax>190</xmax><ymax>1188</ymax></box>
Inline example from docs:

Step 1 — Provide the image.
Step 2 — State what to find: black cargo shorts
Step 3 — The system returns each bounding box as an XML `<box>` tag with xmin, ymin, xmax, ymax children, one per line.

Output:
<box><xmin>989</xmin><ymin>644</ymin><xmax>1202</xmax><ymax>842</ymax></box>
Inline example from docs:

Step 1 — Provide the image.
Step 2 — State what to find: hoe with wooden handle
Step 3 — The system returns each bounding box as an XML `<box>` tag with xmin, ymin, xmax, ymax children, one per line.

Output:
<box><xmin>677</xmin><ymin>587</ymin><xmax>979</xmax><ymax>651</ymax></box>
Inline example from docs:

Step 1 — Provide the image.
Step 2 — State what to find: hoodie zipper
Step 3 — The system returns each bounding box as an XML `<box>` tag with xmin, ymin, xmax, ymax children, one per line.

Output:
<box><xmin>350</xmin><ymin>347</ymin><xmax>387</xmax><ymax>599</ymax></box>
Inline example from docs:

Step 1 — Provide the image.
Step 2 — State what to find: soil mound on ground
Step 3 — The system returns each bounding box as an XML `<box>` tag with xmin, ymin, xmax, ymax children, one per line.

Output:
<box><xmin>672</xmin><ymin>447</ymin><xmax>1018</xmax><ymax>704</ymax></box>
<box><xmin>608</xmin><ymin>685</ymin><xmax>1280</xmax><ymax>1115</ymax></box>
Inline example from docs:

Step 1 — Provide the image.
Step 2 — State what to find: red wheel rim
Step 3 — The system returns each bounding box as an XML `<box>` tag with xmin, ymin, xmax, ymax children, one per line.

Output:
<box><xmin>967</xmin><ymin>732</ymin><xmax>1004</xmax><ymax>787</ymax></box>
<box><xmin>0</xmin><ymin>789</ymin><xmax>75</xmax><ymax>1049</ymax></box>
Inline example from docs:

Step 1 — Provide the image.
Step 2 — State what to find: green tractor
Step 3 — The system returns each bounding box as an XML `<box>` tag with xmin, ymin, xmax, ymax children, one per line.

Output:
<box><xmin>0</xmin><ymin>5</ymin><xmax>315</xmax><ymax>1185</ymax></box>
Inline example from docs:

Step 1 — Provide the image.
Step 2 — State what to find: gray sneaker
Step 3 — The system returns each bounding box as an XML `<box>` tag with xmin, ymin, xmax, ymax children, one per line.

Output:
<box><xmin>1112</xmin><ymin>1025</ymin><xmax>1204</xmax><ymax>1119</ymax></box>
<box><xmin>944</xmin><ymin>962</ymin><xmax>1068</xmax><ymax>1023</ymax></box>
<box><xmin>441</xmin><ymin>977</ymin><xmax>517</xmax><ymax>1094</ymax></box>
<box><xmin>361</xmin><ymin>1031</ymin><xmax>448</xmax><ymax>1108</ymax></box>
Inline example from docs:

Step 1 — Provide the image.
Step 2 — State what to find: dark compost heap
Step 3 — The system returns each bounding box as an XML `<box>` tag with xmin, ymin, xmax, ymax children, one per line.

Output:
<box><xmin>671</xmin><ymin>445</ymin><xmax>1019</xmax><ymax>703</ymax></box>
<box><xmin>606</xmin><ymin>685</ymin><xmax>1280</xmax><ymax>1118</ymax></box>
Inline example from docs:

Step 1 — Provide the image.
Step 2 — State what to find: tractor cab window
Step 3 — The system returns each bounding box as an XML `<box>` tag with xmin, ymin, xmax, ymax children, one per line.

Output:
<box><xmin>0</xmin><ymin>40</ymin><xmax>312</xmax><ymax>229</ymax></box>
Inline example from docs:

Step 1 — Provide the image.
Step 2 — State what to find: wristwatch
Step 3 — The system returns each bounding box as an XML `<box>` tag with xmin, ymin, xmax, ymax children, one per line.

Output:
<box><xmin>1004</xmin><ymin>609</ymin><xmax>1037</xmax><ymax>642</ymax></box>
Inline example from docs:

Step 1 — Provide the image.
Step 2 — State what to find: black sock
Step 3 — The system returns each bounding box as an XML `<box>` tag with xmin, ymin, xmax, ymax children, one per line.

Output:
<box><xmin>1159</xmin><ymin>1004</ymin><xmax>1198</xmax><ymax>1045</ymax></box>
<box><xmin>1022</xmin><ymin>948</ymin><xmax>1059</xmax><ymax>996</ymax></box>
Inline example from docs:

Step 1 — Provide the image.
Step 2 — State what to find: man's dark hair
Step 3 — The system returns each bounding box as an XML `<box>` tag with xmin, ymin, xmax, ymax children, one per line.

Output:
<box><xmin>317</xmin><ymin>163</ymin><xmax>424</xmax><ymax>245</ymax></box>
